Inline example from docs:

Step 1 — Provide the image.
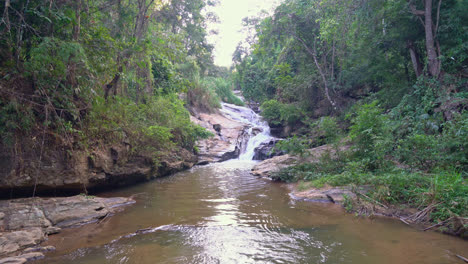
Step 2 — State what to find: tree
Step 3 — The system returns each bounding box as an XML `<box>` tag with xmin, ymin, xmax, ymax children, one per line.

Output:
<box><xmin>409</xmin><ymin>0</ymin><xmax>442</xmax><ymax>77</ymax></box>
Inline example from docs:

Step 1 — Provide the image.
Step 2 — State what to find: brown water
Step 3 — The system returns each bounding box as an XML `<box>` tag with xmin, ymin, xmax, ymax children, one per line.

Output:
<box><xmin>38</xmin><ymin>160</ymin><xmax>467</xmax><ymax>264</ymax></box>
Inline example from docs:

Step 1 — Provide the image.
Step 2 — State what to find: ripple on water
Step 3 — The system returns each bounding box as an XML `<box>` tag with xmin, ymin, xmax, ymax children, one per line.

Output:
<box><xmin>37</xmin><ymin>161</ymin><xmax>468</xmax><ymax>264</ymax></box>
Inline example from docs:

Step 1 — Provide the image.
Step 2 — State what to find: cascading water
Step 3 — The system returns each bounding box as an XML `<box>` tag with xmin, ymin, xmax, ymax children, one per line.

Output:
<box><xmin>219</xmin><ymin>102</ymin><xmax>274</xmax><ymax>160</ymax></box>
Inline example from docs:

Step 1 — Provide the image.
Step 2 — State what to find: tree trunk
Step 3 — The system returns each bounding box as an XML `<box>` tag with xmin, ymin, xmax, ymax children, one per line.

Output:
<box><xmin>407</xmin><ymin>40</ymin><xmax>423</xmax><ymax>77</ymax></box>
<box><xmin>424</xmin><ymin>0</ymin><xmax>440</xmax><ymax>77</ymax></box>
<box><xmin>296</xmin><ymin>36</ymin><xmax>337</xmax><ymax>110</ymax></box>
<box><xmin>104</xmin><ymin>65</ymin><xmax>123</xmax><ymax>100</ymax></box>
<box><xmin>72</xmin><ymin>0</ymin><xmax>82</xmax><ymax>41</ymax></box>
<box><xmin>3</xmin><ymin>0</ymin><xmax>11</xmax><ymax>33</ymax></box>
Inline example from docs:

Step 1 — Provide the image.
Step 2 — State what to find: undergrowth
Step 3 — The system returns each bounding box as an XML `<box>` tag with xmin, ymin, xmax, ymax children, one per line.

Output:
<box><xmin>271</xmin><ymin>79</ymin><xmax>468</xmax><ymax>223</ymax></box>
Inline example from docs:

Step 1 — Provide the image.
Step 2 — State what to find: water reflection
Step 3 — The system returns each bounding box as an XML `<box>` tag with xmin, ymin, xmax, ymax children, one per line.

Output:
<box><xmin>38</xmin><ymin>160</ymin><xmax>468</xmax><ymax>264</ymax></box>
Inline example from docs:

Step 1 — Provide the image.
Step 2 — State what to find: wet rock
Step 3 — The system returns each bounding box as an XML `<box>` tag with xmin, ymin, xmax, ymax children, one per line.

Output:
<box><xmin>212</xmin><ymin>124</ymin><xmax>221</xmax><ymax>133</ymax></box>
<box><xmin>251</xmin><ymin>154</ymin><xmax>299</xmax><ymax>178</ymax></box>
<box><xmin>23</xmin><ymin>245</ymin><xmax>55</xmax><ymax>253</ymax></box>
<box><xmin>44</xmin><ymin>226</ymin><xmax>61</xmax><ymax>235</ymax></box>
<box><xmin>251</xmin><ymin>127</ymin><xmax>263</xmax><ymax>136</ymax></box>
<box><xmin>291</xmin><ymin>185</ymin><xmax>371</xmax><ymax>203</ymax></box>
<box><xmin>191</xmin><ymin>112</ymin><xmax>249</xmax><ymax>164</ymax></box>
<box><xmin>0</xmin><ymin>257</ymin><xmax>27</xmax><ymax>264</ymax></box>
<box><xmin>252</xmin><ymin>139</ymin><xmax>283</xmax><ymax>160</ymax></box>
<box><xmin>16</xmin><ymin>252</ymin><xmax>44</xmax><ymax>262</ymax></box>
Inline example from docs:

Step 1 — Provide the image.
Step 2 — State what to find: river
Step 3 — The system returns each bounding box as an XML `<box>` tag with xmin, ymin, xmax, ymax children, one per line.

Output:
<box><xmin>37</xmin><ymin>103</ymin><xmax>467</xmax><ymax>264</ymax></box>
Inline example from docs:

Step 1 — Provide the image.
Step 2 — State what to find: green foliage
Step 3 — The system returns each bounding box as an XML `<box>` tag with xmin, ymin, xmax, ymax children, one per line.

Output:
<box><xmin>85</xmin><ymin>95</ymin><xmax>212</xmax><ymax>154</ymax></box>
<box><xmin>348</xmin><ymin>101</ymin><xmax>392</xmax><ymax>171</ymax></box>
<box><xmin>186</xmin><ymin>77</ymin><xmax>221</xmax><ymax>113</ymax></box>
<box><xmin>260</xmin><ymin>99</ymin><xmax>303</xmax><ymax>126</ymax></box>
<box><xmin>0</xmin><ymin>99</ymin><xmax>35</xmax><ymax>146</ymax></box>
<box><xmin>273</xmin><ymin>136</ymin><xmax>310</xmax><ymax>157</ymax></box>
<box><xmin>308</xmin><ymin>116</ymin><xmax>341</xmax><ymax>145</ymax></box>
<box><xmin>203</xmin><ymin>77</ymin><xmax>244</xmax><ymax>106</ymax></box>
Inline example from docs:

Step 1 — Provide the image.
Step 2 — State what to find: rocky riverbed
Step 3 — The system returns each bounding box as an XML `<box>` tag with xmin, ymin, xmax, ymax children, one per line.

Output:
<box><xmin>0</xmin><ymin>195</ymin><xmax>134</xmax><ymax>263</ymax></box>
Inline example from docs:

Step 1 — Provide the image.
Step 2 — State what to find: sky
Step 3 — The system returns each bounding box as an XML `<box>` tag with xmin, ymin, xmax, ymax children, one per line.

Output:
<box><xmin>206</xmin><ymin>0</ymin><xmax>281</xmax><ymax>67</ymax></box>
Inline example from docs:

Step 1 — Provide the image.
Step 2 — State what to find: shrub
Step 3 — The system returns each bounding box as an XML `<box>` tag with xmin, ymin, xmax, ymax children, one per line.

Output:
<box><xmin>348</xmin><ymin>101</ymin><xmax>392</xmax><ymax>171</ymax></box>
<box><xmin>203</xmin><ymin>77</ymin><xmax>244</xmax><ymax>106</ymax></box>
<box><xmin>260</xmin><ymin>99</ymin><xmax>303</xmax><ymax>126</ymax></box>
<box><xmin>85</xmin><ymin>95</ymin><xmax>212</xmax><ymax>154</ymax></box>
<box><xmin>273</xmin><ymin>135</ymin><xmax>310</xmax><ymax>157</ymax></box>
<box><xmin>308</xmin><ymin>116</ymin><xmax>341</xmax><ymax>145</ymax></box>
<box><xmin>186</xmin><ymin>78</ymin><xmax>221</xmax><ymax>113</ymax></box>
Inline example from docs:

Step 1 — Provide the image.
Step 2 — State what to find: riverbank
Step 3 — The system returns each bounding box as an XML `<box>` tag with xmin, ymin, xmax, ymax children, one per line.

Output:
<box><xmin>29</xmin><ymin>159</ymin><xmax>468</xmax><ymax>264</ymax></box>
<box><xmin>251</xmin><ymin>147</ymin><xmax>468</xmax><ymax>240</ymax></box>
<box><xmin>0</xmin><ymin>102</ymin><xmax>253</xmax><ymax>263</ymax></box>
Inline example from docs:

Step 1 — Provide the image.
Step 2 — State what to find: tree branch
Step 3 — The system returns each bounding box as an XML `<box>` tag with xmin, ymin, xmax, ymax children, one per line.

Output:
<box><xmin>295</xmin><ymin>34</ymin><xmax>337</xmax><ymax>110</ymax></box>
<box><xmin>434</xmin><ymin>0</ymin><xmax>442</xmax><ymax>39</ymax></box>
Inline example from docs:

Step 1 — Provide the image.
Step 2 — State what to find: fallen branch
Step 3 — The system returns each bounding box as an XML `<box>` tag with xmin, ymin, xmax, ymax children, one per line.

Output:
<box><xmin>399</xmin><ymin>218</ymin><xmax>411</xmax><ymax>226</ymax></box>
<box><xmin>421</xmin><ymin>217</ymin><xmax>452</xmax><ymax>231</ymax></box>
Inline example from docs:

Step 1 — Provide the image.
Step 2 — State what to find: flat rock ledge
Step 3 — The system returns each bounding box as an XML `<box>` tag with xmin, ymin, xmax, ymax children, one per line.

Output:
<box><xmin>0</xmin><ymin>195</ymin><xmax>134</xmax><ymax>262</ymax></box>
<box><xmin>289</xmin><ymin>185</ymin><xmax>371</xmax><ymax>204</ymax></box>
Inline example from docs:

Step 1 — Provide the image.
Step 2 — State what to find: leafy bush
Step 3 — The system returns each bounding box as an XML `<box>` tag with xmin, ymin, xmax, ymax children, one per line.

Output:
<box><xmin>440</xmin><ymin>112</ymin><xmax>468</xmax><ymax>172</ymax></box>
<box><xmin>308</xmin><ymin>116</ymin><xmax>341</xmax><ymax>145</ymax></box>
<box><xmin>273</xmin><ymin>135</ymin><xmax>310</xmax><ymax>157</ymax></box>
<box><xmin>203</xmin><ymin>77</ymin><xmax>244</xmax><ymax>106</ymax></box>
<box><xmin>348</xmin><ymin>101</ymin><xmax>392</xmax><ymax>171</ymax></box>
<box><xmin>396</xmin><ymin>133</ymin><xmax>440</xmax><ymax>170</ymax></box>
<box><xmin>0</xmin><ymin>99</ymin><xmax>35</xmax><ymax>146</ymax></box>
<box><xmin>25</xmin><ymin>37</ymin><xmax>91</xmax><ymax>120</ymax></box>
<box><xmin>260</xmin><ymin>99</ymin><xmax>303</xmax><ymax>126</ymax></box>
<box><xmin>186</xmin><ymin>78</ymin><xmax>221</xmax><ymax>113</ymax></box>
<box><xmin>85</xmin><ymin>95</ymin><xmax>212</xmax><ymax>154</ymax></box>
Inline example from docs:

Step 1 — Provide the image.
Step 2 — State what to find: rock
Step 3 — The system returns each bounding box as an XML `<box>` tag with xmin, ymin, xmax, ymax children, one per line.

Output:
<box><xmin>44</xmin><ymin>226</ymin><xmax>61</xmax><ymax>235</ymax></box>
<box><xmin>252</xmin><ymin>144</ymin><xmax>350</xmax><ymax>178</ymax></box>
<box><xmin>23</xmin><ymin>245</ymin><xmax>55</xmax><ymax>253</ymax></box>
<box><xmin>291</xmin><ymin>185</ymin><xmax>371</xmax><ymax>204</ymax></box>
<box><xmin>251</xmin><ymin>154</ymin><xmax>299</xmax><ymax>178</ymax></box>
<box><xmin>292</xmin><ymin>187</ymin><xmax>356</xmax><ymax>203</ymax></box>
<box><xmin>0</xmin><ymin>257</ymin><xmax>27</xmax><ymax>264</ymax></box>
<box><xmin>251</xmin><ymin>127</ymin><xmax>263</xmax><ymax>136</ymax></box>
<box><xmin>0</xmin><ymin>228</ymin><xmax>44</xmax><ymax>255</ymax></box>
<box><xmin>39</xmin><ymin>196</ymin><xmax>134</xmax><ymax>228</ymax></box>
<box><xmin>16</xmin><ymin>252</ymin><xmax>44</xmax><ymax>262</ymax></box>
<box><xmin>0</xmin><ymin>138</ymin><xmax>197</xmax><ymax>196</ymax></box>
<box><xmin>212</xmin><ymin>124</ymin><xmax>221</xmax><ymax>133</ymax></box>
<box><xmin>191</xmin><ymin>112</ymin><xmax>249</xmax><ymax>164</ymax></box>
<box><xmin>0</xmin><ymin>202</ymin><xmax>51</xmax><ymax>230</ymax></box>
<box><xmin>252</xmin><ymin>139</ymin><xmax>283</xmax><ymax>160</ymax></box>
<box><xmin>0</xmin><ymin>195</ymin><xmax>134</xmax><ymax>257</ymax></box>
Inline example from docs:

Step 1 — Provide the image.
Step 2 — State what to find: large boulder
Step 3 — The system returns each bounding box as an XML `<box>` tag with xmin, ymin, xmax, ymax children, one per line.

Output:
<box><xmin>251</xmin><ymin>154</ymin><xmax>300</xmax><ymax>178</ymax></box>
<box><xmin>190</xmin><ymin>112</ymin><xmax>249</xmax><ymax>164</ymax></box>
<box><xmin>252</xmin><ymin>139</ymin><xmax>284</xmax><ymax>160</ymax></box>
<box><xmin>251</xmin><ymin>144</ymin><xmax>349</xmax><ymax>178</ymax></box>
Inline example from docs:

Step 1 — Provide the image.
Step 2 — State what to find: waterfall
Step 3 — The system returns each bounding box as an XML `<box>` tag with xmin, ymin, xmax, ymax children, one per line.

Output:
<box><xmin>219</xmin><ymin>102</ymin><xmax>274</xmax><ymax>160</ymax></box>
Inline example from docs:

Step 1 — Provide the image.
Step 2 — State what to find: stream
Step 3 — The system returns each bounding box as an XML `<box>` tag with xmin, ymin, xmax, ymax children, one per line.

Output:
<box><xmin>37</xmin><ymin>103</ymin><xmax>467</xmax><ymax>264</ymax></box>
